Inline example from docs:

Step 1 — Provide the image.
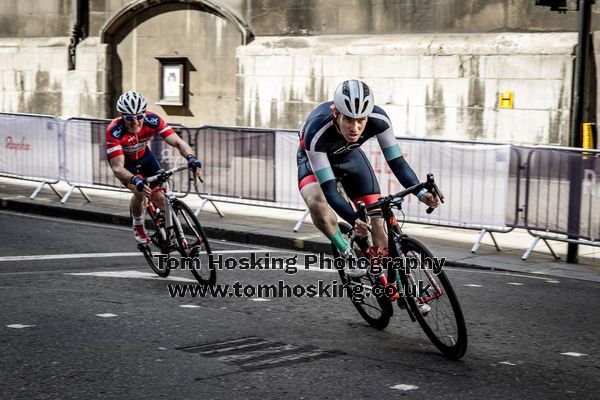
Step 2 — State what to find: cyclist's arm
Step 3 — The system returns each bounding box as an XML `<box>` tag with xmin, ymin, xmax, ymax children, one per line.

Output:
<box><xmin>375</xmin><ymin>127</ymin><xmax>425</xmax><ymax>199</ymax></box>
<box><xmin>163</xmin><ymin>133</ymin><xmax>196</xmax><ymax>159</ymax></box>
<box><xmin>105</xmin><ymin>135</ymin><xmax>133</xmax><ymax>183</ymax></box>
<box><xmin>306</xmin><ymin>150</ymin><xmax>357</xmax><ymax>224</ymax></box>
<box><xmin>108</xmin><ymin>154</ymin><xmax>134</xmax><ymax>184</ymax></box>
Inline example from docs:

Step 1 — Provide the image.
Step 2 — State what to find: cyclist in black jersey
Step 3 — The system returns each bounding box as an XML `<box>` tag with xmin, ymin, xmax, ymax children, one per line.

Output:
<box><xmin>297</xmin><ymin>79</ymin><xmax>438</xmax><ymax>277</ymax></box>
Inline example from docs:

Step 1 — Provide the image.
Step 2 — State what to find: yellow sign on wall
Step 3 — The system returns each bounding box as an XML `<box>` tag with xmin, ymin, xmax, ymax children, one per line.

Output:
<box><xmin>499</xmin><ymin>91</ymin><xmax>513</xmax><ymax>109</ymax></box>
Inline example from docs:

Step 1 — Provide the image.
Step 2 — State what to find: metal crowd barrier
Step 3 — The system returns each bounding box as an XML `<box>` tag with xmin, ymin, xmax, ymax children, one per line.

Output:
<box><xmin>379</xmin><ymin>137</ymin><xmax>520</xmax><ymax>254</ymax></box>
<box><xmin>0</xmin><ymin>112</ymin><xmax>63</xmax><ymax>200</ymax></box>
<box><xmin>515</xmin><ymin>145</ymin><xmax>600</xmax><ymax>259</ymax></box>
<box><xmin>2</xmin><ymin>112</ymin><xmax>599</xmax><ymax>261</ymax></box>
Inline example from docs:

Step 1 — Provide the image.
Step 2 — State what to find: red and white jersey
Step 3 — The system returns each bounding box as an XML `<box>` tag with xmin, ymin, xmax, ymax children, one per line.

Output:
<box><xmin>105</xmin><ymin>112</ymin><xmax>176</xmax><ymax>161</ymax></box>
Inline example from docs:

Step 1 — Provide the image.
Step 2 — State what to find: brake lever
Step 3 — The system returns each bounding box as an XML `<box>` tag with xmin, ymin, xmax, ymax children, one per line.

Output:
<box><xmin>432</xmin><ymin>182</ymin><xmax>445</xmax><ymax>204</ymax></box>
<box><xmin>425</xmin><ymin>173</ymin><xmax>443</xmax><ymax>214</ymax></box>
<box><xmin>191</xmin><ymin>168</ymin><xmax>204</xmax><ymax>184</ymax></box>
<box><xmin>356</xmin><ymin>201</ymin><xmax>372</xmax><ymax>232</ymax></box>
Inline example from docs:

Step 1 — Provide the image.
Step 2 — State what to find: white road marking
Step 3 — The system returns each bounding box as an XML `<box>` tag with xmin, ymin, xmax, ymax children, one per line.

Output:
<box><xmin>96</xmin><ymin>313</ymin><xmax>118</xmax><ymax>318</ymax></box>
<box><xmin>507</xmin><ymin>282</ymin><xmax>524</xmax><ymax>286</ymax></box>
<box><xmin>450</xmin><ymin>268</ymin><xmax>566</xmax><ymax>281</ymax></box>
<box><xmin>464</xmin><ymin>284</ymin><xmax>482</xmax><ymax>287</ymax></box>
<box><xmin>0</xmin><ymin>210</ymin><xmax>304</xmax><ymax>253</ymax></box>
<box><xmin>390</xmin><ymin>384</ymin><xmax>418</xmax><ymax>391</ymax></box>
<box><xmin>0</xmin><ymin>249</ymin><xmax>293</xmax><ymax>263</ymax></box>
<box><xmin>179</xmin><ymin>304</ymin><xmax>201</xmax><ymax>308</ymax></box>
<box><xmin>251</xmin><ymin>298</ymin><xmax>270</xmax><ymax>302</ymax></box>
<box><xmin>7</xmin><ymin>324</ymin><xmax>35</xmax><ymax>329</ymax></box>
<box><xmin>561</xmin><ymin>352</ymin><xmax>588</xmax><ymax>357</ymax></box>
<box><xmin>499</xmin><ymin>361</ymin><xmax>516</xmax><ymax>366</ymax></box>
<box><xmin>0</xmin><ymin>253</ymin><xmax>140</xmax><ymax>262</ymax></box>
<box><xmin>0</xmin><ymin>210</ymin><xmax>131</xmax><ymax>231</ymax></box>
<box><xmin>66</xmin><ymin>270</ymin><xmax>198</xmax><ymax>283</ymax></box>
<box><xmin>546</xmin><ymin>280</ymin><xmax>560</xmax><ymax>284</ymax></box>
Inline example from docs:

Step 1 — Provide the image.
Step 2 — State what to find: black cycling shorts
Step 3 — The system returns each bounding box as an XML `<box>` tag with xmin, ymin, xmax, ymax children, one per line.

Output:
<box><xmin>124</xmin><ymin>148</ymin><xmax>162</xmax><ymax>187</ymax></box>
<box><xmin>297</xmin><ymin>147</ymin><xmax>381</xmax><ymax>206</ymax></box>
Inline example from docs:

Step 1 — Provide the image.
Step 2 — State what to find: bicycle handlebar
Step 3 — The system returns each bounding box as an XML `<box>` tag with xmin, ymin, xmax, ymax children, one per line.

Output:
<box><xmin>145</xmin><ymin>164</ymin><xmax>189</xmax><ymax>184</ymax></box>
<box><xmin>361</xmin><ymin>173</ymin><xmax>444</xmax><ymax>215</ymax></box>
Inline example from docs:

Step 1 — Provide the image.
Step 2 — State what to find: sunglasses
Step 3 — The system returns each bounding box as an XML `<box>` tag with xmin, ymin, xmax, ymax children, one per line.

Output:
<box><xmin>122</xmin><ymin>113</ymin><xmax>145</xmax><ymax>122</ymax></box>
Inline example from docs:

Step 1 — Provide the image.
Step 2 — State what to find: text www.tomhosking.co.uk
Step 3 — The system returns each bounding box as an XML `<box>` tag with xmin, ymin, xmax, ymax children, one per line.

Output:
<box><xmin>167</xmin><ymin>279</ymin><xmax>436</xmax><ymax>302</ymax></box>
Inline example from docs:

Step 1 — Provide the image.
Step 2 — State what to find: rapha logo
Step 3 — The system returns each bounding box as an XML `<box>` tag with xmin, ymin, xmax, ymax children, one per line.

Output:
<box><xmin>5</xmin><ymin>136</ymin><xmax>31</xmax><ymax>151</ymax></box>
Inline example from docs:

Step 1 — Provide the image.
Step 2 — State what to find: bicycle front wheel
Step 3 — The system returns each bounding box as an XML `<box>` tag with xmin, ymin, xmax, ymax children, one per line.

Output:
<box><xmin>139</xmin><ymin>209</ymin><xmax>170</xmax><ymax>278</ymax></box>
<box><xmin>399</xmin><ymin>237</ymin><xmax>468</xmax><ymax>359</ymax></box>
<box><xmin>172</xmin><ymin>199</ymin><xmax>215</xmax><ymax>286</ymax></box>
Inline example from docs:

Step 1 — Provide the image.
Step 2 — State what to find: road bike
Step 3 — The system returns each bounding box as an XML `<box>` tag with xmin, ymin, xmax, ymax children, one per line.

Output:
<box><xmin>331</xmin><ymin>174</ymin><xmax>468</xmax><ymax>359</ymax></box>
<box><xmin>136</xmin><ymin>165</ymin><xmax>215</xmax><ymax>286</ymax></box>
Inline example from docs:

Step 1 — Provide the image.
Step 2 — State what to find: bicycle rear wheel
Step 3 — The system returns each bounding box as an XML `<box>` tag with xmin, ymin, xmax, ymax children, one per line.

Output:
<box><xmin>332</xmin><ymin>223</ymin><xmax>393</xmax><ymax>330</ymax></box>
<box><xmin>172</xmin><ymin>199</ymin><xmax>215</xmax><ymax>286</ymax></box>
<box><xmin>398</xmin><ymin>237</ymin><xmax>468</xmax><ymax>359</ymax></box>
<box><xmin>136</xmin><ymin>208</ymin><xmax>171</xmax><ymax>278</ymax></box>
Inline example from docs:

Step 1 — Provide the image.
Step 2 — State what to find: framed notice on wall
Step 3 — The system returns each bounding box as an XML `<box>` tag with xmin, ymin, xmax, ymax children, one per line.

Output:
<box><xmin>155</xmin><ymin>56</ymin><xmax>187</xmax><ymax>106</ymax></box>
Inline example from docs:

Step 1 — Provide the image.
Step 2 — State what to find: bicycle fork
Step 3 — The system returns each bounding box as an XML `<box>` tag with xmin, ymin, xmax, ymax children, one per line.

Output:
<box><xmin>146</xmin><ymin>199</ymin><xmax>168</xmax><ymax>244</ymax></box>
<box><xmin>165</xmin><ymin>193</ymin><xmax>194</xmax><ymax>254</ymax></box>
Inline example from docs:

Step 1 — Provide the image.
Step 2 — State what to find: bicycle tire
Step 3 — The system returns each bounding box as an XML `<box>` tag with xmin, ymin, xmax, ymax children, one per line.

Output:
<box><xmin>332</xmin><ymin>222</ymin><xmax>393</xmax><ymax>330</ymax></box>
<box><xmin>137</xmin><ymin>208</ymin><xmax>171</xmax><ymax>278</ymax></box>
<box><xmin>398</xmin><ymin>237</ymin><xmax>468</xmax><ymax>359</ymax></box>
<box><xmin>172</xmin><ymin>199</ymin><xmax>216</xmax><ymax>286</ymax></box>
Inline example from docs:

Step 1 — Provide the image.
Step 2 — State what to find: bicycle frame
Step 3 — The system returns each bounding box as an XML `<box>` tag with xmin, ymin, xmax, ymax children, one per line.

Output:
<box><xmin>354</xmin><ymin>174</ymin><xmax>445</xmax><ymax>315</ymax></box>
<box><xmin>381</xmin><ymin>202</ymin><xmax>444</xmax><ymax>304</ymax></box>
<box><xmin>145</xmin><ymin>165</ymin><xmax>190</xmax><ymax>252</ymax></box>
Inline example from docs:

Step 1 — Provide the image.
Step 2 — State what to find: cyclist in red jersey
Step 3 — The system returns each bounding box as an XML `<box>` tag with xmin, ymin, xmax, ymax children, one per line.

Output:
<box><xmin>105</xmin><ymin>91</ymin><xmax>202</xmax><ymax>244</ymax></box>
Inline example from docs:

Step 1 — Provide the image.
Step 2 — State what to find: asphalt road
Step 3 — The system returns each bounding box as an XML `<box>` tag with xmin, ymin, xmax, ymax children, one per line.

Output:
<box><xmin>0</xmin><ymin>210</ymin><xmax>599</xmax><ymax>399</ymax></box>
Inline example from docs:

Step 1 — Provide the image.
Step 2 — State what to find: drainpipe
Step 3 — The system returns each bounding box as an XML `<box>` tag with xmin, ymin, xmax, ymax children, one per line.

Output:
<box><xmin>68</xmin><ymin>0</ymin><xmax>89</xmax><ymax>70</ymax></box>
<box><xmin>566</xmin><ymin>0</ymin><xmax>594</xmax><ymax>263</ymax></box>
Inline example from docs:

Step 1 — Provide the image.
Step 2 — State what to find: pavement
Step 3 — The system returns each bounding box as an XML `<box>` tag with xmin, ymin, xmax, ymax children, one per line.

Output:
<box><xmin>1</xmin><ymin>176</ymin><xmax>599</xmax><ymax>283</ymax></box>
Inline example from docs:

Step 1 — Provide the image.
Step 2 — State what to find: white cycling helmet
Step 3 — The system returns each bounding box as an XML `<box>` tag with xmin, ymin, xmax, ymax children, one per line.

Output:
<box><xmin>116</xmin><ymin>91</ymin><xmax>148</xmax><ymax>115</ymax></box>
<box><xmin>333</xmin><ymin>79</ymin><xmax>374</xmax><ymax>118</ymax></box>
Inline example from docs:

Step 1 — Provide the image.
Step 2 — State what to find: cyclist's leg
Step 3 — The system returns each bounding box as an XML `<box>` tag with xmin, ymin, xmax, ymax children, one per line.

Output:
<box><xmin>297</xmin><ymin>148</ymin><xmax>349</xmax><ymax>253</ymax></box>
<box><xmin>136</xmin><ymin>150</ymin><xmax>166</xmax><ymax>211</ymax></box>
<box><xmin>124</xmin><ymin>159</ymin><xmax>150</xmax><ymax>243</ymax></box>
<box><xmin>335</xmin><ymin>149</ymin><xmax>386</xmax><ymax>248</ymax></box>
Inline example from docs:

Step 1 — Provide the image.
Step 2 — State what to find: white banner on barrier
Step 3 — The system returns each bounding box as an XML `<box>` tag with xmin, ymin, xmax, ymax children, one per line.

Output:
<box><xmin>61</xmin><ymin>119</ymin><xmax>93</xmax><ymax>185</ymax></box>
<box><xmin>0</xmin><ymin>114</ymin><xmax>60</xmax><ymax>180</ymax></box>
<box><xmin>363</xmin><ymin>139</ymin><xmax>511</xmax><ymax>227</ymax></box>
<box><xmin>275</xmin><ymin>130</ymin><xmax>304</xmax><ymax>207</ymax></box>
<box><xmin>275</xmin><ymin>132</ymin><xmax>510</xmax><ymax>227</ymax></box>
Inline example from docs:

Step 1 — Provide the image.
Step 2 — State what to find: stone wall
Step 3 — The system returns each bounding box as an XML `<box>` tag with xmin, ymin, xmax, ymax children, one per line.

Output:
<box><xmin>3</xmin><ymin>1</ymin><xmax>600</xmax><ymax>38</ymax></box>
<box><xmin>0</xmin><ymin>37</ymin><xmax>108</xmax><ymax>118</ymax></box>
<box><xmin>237</xmin><ymin>33</ymin><xmax>576</xmax><ymax>145</ymax></box>
<box><xmin>238</xmin><ymin>0</ymin><xmax>600</xmax><ymax>35</ymax></box>
<box><xmin>0</xmin><ymin>0</ymin><xmax>71</xmax><ymax>37</ymax></box>
<box><xmin>0</xmin><ymin>0</ymin><xmax>596</xmax><ymax>145</ymax></box>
